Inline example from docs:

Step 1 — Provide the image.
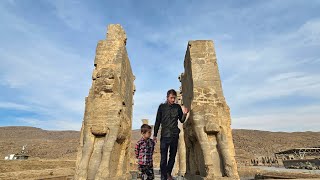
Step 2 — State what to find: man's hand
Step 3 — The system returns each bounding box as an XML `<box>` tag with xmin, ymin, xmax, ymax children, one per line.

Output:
<box><xmin>153</xmin><ymin>136</ymin><xmax>157</xmax><ymax>143</ymax></box>
<box><xmin>182</xmin><ymin>106</ymin><xmax>189</xmax><ymax>114</ymax></box>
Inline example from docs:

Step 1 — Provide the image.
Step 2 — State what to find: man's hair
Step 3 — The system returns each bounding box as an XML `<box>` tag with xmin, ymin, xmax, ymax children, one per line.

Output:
<box><xmin>141</xmin><ymin>124</ymin><xmax>152</xmax><ymax>134</ymax></box>
<box><xmin>167</xmin><ymin>89</ymin><xmax>177</xmax><ymax>97</ymax></box>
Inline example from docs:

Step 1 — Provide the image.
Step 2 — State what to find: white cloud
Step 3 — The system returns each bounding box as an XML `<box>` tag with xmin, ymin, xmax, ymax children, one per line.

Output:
<box><xmin>46</xmin><ymin>0</ymin><xmax>103</xmax><ymax>31</ymax></box>
<box><xmin>220</xmin><ymin>19</ymin><xmax>320</xmax><ymax>111</ymax></box>
<box><xmin>0</xmin><ymin>2</ymin><xmax>91</xmax><ymax>130</ymax></box>
<box><xmin>232</xmin><ymin>104</ymin><xmax>320</xmax><ymax>132</ymax></box>
<box><xmin>17</xmin><ymin>117</ymin><xmax>81</xmax><ymax>130</ymax></box>
<box><xmin>0</xmin><ymin>0</ymin><xmax>319</xmax><ymax>132</ymax></box>
<box><xmin>0</xmin><ymin>102</ymin><xmax>31</xmax><ymax>111</ymax></box>
<box><xmin>294</xmin><ymin>19</ymin><xmax>320</xmax><ymax>46</ymax></box>
<box><xmin>222</xmin><ymin>18</ymin><xmax>320</xmax><ymax>130</ymax></box>
<box><xmin>17</xmin><ymin>118</ymin><xmax>43</xmax><ymax>126</ymax></box>
<box><xmin>229</xmin><ymin>72</ymin><xmax>320</xmax><ymax>108</ymax></box>
<box><xmin>132</xmin><ymin>91</ymin><xmax>166</xmax><ymax>129</ymax></box>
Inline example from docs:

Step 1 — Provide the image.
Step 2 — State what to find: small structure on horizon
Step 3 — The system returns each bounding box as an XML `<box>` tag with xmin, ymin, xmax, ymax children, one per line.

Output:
<box><xmin>4</xmin><ymin>145</ymin><xmax>29</xmax><ymax>160</ymax></box>
<box><xmin>141</xmin><ymin>119</ymin><xmax>149</xmax><ymax>125</ymax></box>
<box><xmin>275</xmin><ymin>147</ymin><xmax>320</xmax><ymax>170</ymax></box>
<box><xmin>275</xmin><ymin>147</ymin><xmax>320</xmax><ymax>160</ymax></box>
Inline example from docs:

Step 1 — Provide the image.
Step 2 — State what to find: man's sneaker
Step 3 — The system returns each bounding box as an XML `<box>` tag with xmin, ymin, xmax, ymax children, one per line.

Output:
<box><xmin>167</xmin><ymin>173</ymin><xmax>173</xmax><ymax>180</ymax></box>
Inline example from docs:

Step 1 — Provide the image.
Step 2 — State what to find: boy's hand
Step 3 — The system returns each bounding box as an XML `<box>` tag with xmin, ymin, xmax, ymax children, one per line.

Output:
<box><xmin>153</xmin><ymin>136</ymin><xmax>157</xmax><ymax>143</ymax></box>
<box><xmin>182</xmin><ymin>106</ymin><xmax>189</xmax><ymax>114</ymax></box>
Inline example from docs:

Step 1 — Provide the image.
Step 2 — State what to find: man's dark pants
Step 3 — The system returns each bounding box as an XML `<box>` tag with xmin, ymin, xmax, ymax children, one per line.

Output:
<box><xmin>160</xmin><ymin>135</ymin><xmax>179</xmax><ymax>180</ymax></box>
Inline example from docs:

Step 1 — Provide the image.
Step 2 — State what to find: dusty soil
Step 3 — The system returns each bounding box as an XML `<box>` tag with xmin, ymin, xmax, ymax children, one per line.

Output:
<box><xmin>0</xmin><ymin>159</ymin><xmax>75</xmax><ymax>180</ymax></box>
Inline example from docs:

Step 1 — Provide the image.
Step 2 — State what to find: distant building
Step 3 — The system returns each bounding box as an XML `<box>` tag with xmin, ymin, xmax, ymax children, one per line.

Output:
<box><xmin>4</xmin><ymin>145</ymin><xmax>29</xmax><ymax>160</ymax></box>
<box><xmin>275</xmin><ymin>147</ymin><xmax>320</xmax><ymax>169</ymax></box>
<box><xmin>275</xmin><ymin>147</ymin><xmax>320</xmax><ymax>160</ymax></box>
<box><xmin>4</xmin><ymin>154</ymin><xmax>29</xmax><ymax>160</ymax></box>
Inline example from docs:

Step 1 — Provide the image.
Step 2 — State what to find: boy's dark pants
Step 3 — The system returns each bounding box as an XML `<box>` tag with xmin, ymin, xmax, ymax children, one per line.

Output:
<box><xmin>160</xmin><ymin>135</ymin><xmax>179</xmax><ymax>180</ymax></box>
<box><xmin>138</xmin><ymin>164</ymin><xmax>154</xmax><ymax>180</ymax></box>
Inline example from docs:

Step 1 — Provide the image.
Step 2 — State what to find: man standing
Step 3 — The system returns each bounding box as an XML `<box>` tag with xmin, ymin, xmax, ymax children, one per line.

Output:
<box><xmin>153</xmin><ymin>89</ymin><xmax>189</xmax><ymax>180</ymax></box>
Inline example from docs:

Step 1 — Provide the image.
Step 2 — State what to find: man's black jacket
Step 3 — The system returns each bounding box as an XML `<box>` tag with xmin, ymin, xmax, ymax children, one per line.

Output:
<box><xmin>153</xmin><ymin>103</ymin><xmax>186</xmax><ymax>138</ymax></box>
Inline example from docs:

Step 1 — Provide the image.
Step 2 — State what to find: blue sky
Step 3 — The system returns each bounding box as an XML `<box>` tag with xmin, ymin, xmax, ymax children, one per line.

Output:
<box><xmin>0</xmin><ymin>0</ymin><xmax>319</xmax><ymax>131</ymax></box>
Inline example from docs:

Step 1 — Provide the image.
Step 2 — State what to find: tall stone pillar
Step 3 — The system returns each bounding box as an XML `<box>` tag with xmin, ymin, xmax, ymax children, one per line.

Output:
<box><xmin>74</xmin><ymin>24</ymin><xmax>135</xmax><ymax>180</ymax></box>
<box><xmin>180</xmin><ymin>40</ymin><xmax>239</xmax><ymax>180</ymax></box>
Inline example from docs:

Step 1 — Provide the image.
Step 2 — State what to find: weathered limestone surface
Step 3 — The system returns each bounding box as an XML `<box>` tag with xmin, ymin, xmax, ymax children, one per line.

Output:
<box><xmin>74</xmin><ymin>24</ymin><xmax>135</xmax><ymax>180</ymax></box>
<box><xmin>179</xmin><ymin>41</ymin><xmax>239</xmax><ymax>180</ymax></box>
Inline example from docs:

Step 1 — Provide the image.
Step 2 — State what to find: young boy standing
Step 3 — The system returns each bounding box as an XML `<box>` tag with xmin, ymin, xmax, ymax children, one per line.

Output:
<box><xmin>135</xmin><ymin>124</ymin><xmax>156</xmax><ymax>180</ymax></box>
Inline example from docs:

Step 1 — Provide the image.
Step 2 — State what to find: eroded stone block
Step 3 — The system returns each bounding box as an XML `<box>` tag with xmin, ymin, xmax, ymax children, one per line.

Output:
<box><xmin>74</xmin><ymin>24</ymin><xmax>135</xmax><ymax>180</ymax></box>
<box><xmin>180</xmin><ymin>40</ymin><xmax>239</xmax><ymax>180</ymax></box>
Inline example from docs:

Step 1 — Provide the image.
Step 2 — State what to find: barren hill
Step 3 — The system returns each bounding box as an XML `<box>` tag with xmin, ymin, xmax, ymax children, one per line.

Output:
<box><xmin>0</xmin><ymin>126</ymin><xmax>319</xmax><ymax>163</ymax></box>
<box><xmin>0</xmin><ymin>126</ymin><xmax>78</xmax><ymax>159</ymax></box>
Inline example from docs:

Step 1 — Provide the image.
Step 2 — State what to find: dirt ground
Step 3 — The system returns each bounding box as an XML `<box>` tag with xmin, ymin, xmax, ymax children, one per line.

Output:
<box><xmin>0</xmin><ymin>159</ymin><xmax>75</xmax><ymax>180</ymax></box>
<box><xmin>1</xmin><ymin>159</ymin><xmax>320</xmax><ymax>180</ymax></box>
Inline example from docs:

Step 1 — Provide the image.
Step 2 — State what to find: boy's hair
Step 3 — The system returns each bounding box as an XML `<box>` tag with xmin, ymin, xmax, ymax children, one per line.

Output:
<box><xmin>141</xmin><ymin>124</ymin><xmax>152</xmax><ymax>134</ymax></box>
<box><xmin>167</xmin><ymin>89</ymin><xmax>177</xmax><ymax>97</ymax></box>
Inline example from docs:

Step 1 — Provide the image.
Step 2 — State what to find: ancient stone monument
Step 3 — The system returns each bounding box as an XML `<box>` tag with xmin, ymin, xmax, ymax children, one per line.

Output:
<box><xmin>74</xmin><ymin>24</ymin><xmax>135</xmax><ymax>180</ymax></box>
<box><xmin>179</xmin><ymin>40</ymin><xmax>239</xmax><ymax>179</ymax></box>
